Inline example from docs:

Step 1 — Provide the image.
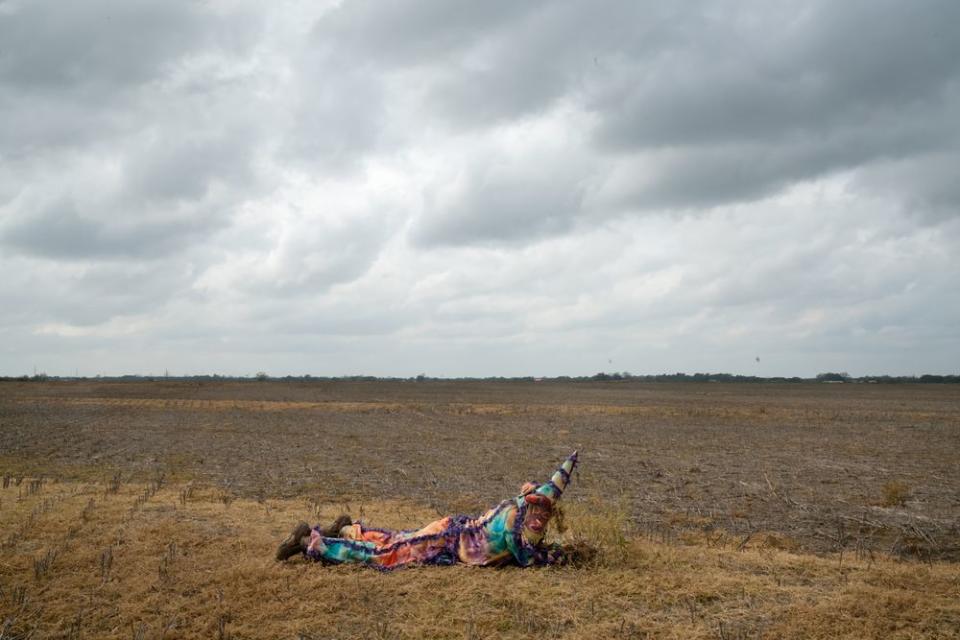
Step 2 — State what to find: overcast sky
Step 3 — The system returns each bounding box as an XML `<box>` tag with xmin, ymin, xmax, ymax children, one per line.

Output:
<box><xmin>1</xmin><ymin>0</ymin><xmax>958</xmax><ymax>378</ymax></box>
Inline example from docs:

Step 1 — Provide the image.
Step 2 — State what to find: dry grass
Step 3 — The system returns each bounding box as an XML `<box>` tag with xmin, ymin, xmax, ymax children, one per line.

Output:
<box><xmin>0</xmin><ymin>477</ymin><xmax>958</xmax><ymax>639</ymax></box>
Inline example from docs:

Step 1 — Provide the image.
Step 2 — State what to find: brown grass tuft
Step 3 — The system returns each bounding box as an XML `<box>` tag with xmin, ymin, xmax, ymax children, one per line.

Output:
<box><xmin>881</xmin><ymin>480</ymin><xmax>911</xmax><ymax>507</ymax></box>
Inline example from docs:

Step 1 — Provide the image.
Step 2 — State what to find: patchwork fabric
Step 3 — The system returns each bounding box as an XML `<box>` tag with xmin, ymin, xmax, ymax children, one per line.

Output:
<box><xmin>305</xmin><ymin>451</ymin><xmax>578</xmax><ymax>569</ymax></box>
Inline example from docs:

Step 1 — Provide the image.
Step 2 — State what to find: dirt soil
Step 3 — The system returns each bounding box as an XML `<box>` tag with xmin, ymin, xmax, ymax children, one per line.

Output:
<box><xmin>2</xmin><ymin>380</ymin><xmax>958</xmax><ymax>559</ymax></box>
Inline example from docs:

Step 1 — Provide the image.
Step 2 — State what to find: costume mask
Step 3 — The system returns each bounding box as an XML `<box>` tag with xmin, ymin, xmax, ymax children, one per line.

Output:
<box><xmin>522</xmin><ymin>494</ymin><xmax>554</xmax><ymax>540</ymax></box>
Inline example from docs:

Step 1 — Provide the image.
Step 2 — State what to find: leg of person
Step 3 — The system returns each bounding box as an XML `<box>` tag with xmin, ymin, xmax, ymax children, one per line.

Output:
<box><xmin>276</xmin><ymin>515</ymin><xmax>352</xmax><ymax>562</ymax></box>
<box><xmin>276</xmin><ymin>521</ymin><xmax>312</xmax><ymax>561</ymax></box>
<box><xmin>323</xmin><ymin>514</ymin><xmax>353</xmax><ymax>537</ymax></box>
<box><xmin>305</xmin><ymin>517</ymin><xmax>460</xmax><ymax>569</ymax></box>
<box><xmin>305</xmin><ymin>533</ymin><xmax>384</xmax><ymax>566</ymax></box>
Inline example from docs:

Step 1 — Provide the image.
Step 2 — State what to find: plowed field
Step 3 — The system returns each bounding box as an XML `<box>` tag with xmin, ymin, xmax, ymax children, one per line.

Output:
<box><xmin>1</xmin><ymin>380</ymin><xmax>958</xmax><ymax>638</ymax></box>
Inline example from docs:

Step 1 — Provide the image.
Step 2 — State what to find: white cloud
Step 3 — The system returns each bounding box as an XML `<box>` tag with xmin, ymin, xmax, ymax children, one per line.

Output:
<box><xmin>2</xmin><ymin>0</ymin><xmax>959</xmax><ymax>377</ymax></box>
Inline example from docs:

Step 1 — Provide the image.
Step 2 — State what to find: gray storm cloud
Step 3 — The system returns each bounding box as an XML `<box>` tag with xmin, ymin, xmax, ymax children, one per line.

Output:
<box><xmin>0</xmin><ymin>0</ymin><xmax>957</xmax><ymax>377</ymax></box>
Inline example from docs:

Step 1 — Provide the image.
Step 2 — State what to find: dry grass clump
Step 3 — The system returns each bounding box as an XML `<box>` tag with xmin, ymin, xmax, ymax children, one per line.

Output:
<box><xmin>881</xmin><ymin>480</ymin><xmax>911</xmax><ymax>507</ymax></box>
<box><xmin>557</xmin><ymin>499</ymin><xmax>630</xmax><ymax>566</ymax></box>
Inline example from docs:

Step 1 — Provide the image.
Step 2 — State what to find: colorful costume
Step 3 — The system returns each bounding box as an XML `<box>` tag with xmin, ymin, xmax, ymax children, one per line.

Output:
<box><xmin>304</xmin><ymin>451</ymin><xmax>578</xmax><ymax>569</ymax></box>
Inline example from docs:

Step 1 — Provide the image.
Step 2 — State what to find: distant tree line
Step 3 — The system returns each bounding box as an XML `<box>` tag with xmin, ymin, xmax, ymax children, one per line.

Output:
<box><xmin>3</xmin><ymin>371</ymin><xmax>959</xmax><ymax>384</ymax></box>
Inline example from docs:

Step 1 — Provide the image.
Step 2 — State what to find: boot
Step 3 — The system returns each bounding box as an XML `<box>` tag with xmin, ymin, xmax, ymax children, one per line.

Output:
<box><xmin>323</xmin><ymin>514</ymin><xmax>353</xmax><ymax>538</ymax></box>
<box><xmin>276</xmin><ymin>521</ymin><xmax>311</xmax><ymax>561</ymax></box>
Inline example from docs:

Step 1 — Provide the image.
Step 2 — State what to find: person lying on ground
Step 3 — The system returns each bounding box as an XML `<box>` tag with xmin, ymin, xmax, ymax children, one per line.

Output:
<box><xmin>276</xmin><ymin>451</ymin><xmax>584</xmax><ymax>569</ymax></box>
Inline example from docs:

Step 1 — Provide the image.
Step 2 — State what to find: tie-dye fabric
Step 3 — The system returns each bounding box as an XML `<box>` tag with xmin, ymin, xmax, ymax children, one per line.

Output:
<box><xmin>305</xmin><ymin>451</ymin><xmax>578</xmax><ymax>570</ymax></box>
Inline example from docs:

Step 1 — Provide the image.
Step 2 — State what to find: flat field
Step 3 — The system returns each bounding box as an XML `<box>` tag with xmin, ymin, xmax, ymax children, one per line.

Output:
<box><xmin>1</xmin><ymin>380</ymin><xmax>958</xmax><ymax>638</ymax></box>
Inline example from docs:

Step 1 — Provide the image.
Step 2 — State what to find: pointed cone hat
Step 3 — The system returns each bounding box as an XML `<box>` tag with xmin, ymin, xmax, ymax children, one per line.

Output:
<box><xmin>532</xmin><ymin>450</ymin><xmax>578</xmax><ymax>503</ymax></box>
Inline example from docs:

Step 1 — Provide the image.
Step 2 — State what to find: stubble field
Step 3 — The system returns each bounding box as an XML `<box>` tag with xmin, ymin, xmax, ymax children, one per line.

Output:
<box><xmin>1</xmin><ymin>380</ymin><xmax>958</xmax><ymax>638</ymax></box>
